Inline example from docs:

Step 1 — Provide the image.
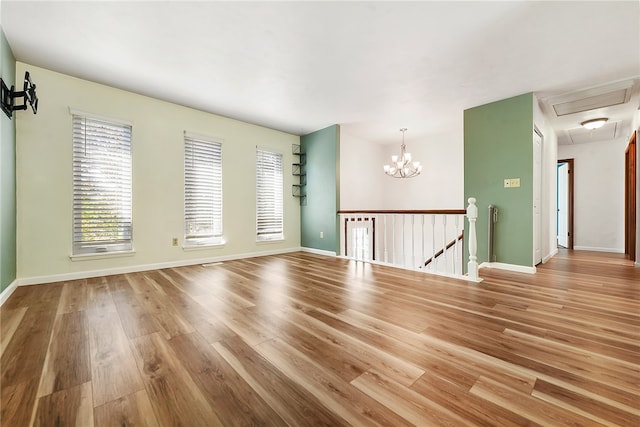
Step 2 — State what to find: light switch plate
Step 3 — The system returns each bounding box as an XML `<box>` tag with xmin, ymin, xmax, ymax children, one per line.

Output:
<box><xmin>511</xmin><ymin>178</ymin><xmax>521</xmax><ymax>187</ymax></box>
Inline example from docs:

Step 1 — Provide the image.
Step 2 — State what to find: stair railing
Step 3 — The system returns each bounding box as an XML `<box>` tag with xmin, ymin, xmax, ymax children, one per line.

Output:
<box><xmin>338</xmin><ymin>198</ymin><xmax>481</xmax><ymax>282</ymax></box>
<box><xmin>423</xmin><ymin>232</ymin><xmax>464</xmax><ymax>268</ymax></box>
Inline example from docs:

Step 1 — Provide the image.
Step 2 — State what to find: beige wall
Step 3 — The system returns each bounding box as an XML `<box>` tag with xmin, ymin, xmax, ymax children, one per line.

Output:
<box><xmin>15</xmin><ymin>63</ymin><xmax>300</xmax><ymax>281</ymax></box>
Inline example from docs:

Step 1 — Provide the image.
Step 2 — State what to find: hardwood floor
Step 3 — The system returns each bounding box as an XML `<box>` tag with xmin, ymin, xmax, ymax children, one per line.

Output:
<box><xmin>1</xmin><ymin>250</ymin><xmax>638</xmax><ymax>426</ymax></box>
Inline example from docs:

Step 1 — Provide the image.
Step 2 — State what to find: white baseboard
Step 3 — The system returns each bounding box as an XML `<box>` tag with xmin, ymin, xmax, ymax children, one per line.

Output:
<box><xmin>635</xmin><ymin>261</ymin><xmax>640</xmax><ymax>268</ymax></box>
<box><xmin>301</xmin><ymin>247</ymin><xmax>336</xmax><ymax>257</ymax></box>
<box><xmin>17</xmin><ymin>247</ymin><xmax>303</xmax><ymax>286</ymax></box>
<box><xmin>0</xmin><ymin>280</ymin><xmax>19</xmax><ymax>306</ymax></box>
<box><xmin>479</xmin><ymin>262</ymin><xmax>536</xmax><ymax>274</ymax></box>
<box><xmin>573</xmin><ymin>246</ymin><xmax>625</xmax><ymax>254</ymax></box>
<box><xmin>542</xmin><ymin>248</ymin><xmax>558</xmax><ymax>264</ymax></box>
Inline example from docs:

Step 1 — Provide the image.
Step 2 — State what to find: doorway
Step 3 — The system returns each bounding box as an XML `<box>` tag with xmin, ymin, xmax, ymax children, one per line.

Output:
<box><xmin>625</xmin><ymin>131</ymin><xmax>636</xmax><ymax>261</ymax></box>
<box><xmin>557</xmin><ymin>159</ymin><xmax>574</xmax><ymax>249</ymax></box>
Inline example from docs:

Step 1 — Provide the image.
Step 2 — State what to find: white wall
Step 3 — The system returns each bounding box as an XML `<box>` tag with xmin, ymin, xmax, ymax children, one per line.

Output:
<box><xmin>534</xmin><ymin>95</ymin><xmax>558</xmax><ymax>263</ymax></box>
<box><xmin>339</xmin><ymin>130</ymin><xmax>385</xmax><ymax>209</ymax></box>
<box><xmin>340</xmin><ymin>126</ymin><xmax>464</xmax><ymax>211</ymax></box>
<box><xmin>340</xmin><ymin>127</ymin><xmax>464</xmax><ymax>210</ymax></box>
<box><xmin>380</xmin><ymin>129</ymin><xmax>464</xmax><ymax>210</ymax></box>
<box><xmin>15</xmin><ymin>63</ymin><xmax>300</xmax><ymax>280</ymax></box>
<box><xmin>558</xmin><ymin>137</ymin><xmax>627</xmax><ymax>253</ymax></box>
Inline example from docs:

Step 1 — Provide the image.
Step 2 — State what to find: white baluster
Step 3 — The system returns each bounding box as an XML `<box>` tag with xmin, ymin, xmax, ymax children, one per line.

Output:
<box><xmin>348</xmin><ymin>215</ymin><xmax>353</xmax><ymax>258</ymax></box>
<box><xmin>411</xmin><ymin>215</ymin><xmax>416</xmax><ymax>270</ymax></box>
<box><xmin>345</xmin><ymin>214</ymin><xmax>354</xmax><ymax>258</ymax></box>
<box><xmin>454</xmin><ymin>215</ymin><xmax>460</xmax><ymax>275</ymax></box>
<box><xmin>392</xmin><ymin>215</ymin><xmax>396</xmax><ymax>265</ymax></box>
<box><xmin>362</xmin><ymin>216</ymin><xmax>366</xmax><ymax>261</ymax></box>
<box><xmin>421</xmin><ymin>215</ymin><xmax>425</xmax><ymax>270</ymax></box>
<box><xmin>467</xmin><ymin>197</ymin><xmax>479</xmax><ymax>281</ymax></box>
<box><xmin>402</xmin><ymin>215</ymin><xmax>406</xmax><ymax>268</ymax></box>
<box><xmin>362</xmin><ymin>216</ymin><xmax>367</xmax><ymax>261</ymax></box>
<box><xmin>356</xmin><ymin>216</ymin><xmax>360</xmax><ymax>260</ymax></box>
<box><xmin>431</xmin><ymin>215</ymin><xmax>436</xmax><ymax>272</ymax></box>
<box><xmin>361</xmin><ymin>216</ymin><xmax>365</xmax><ymax>260</ymax></box>
<box><xmin>343</xmin><ymin>215</ymin><xmax>347</xmax><ymax>257</ymax></box>
<box><xmin>344</xmin><ymin>215</ymin><xmax>348</xmax><ymax>258</ymax></box>
<box><xmin>373</xmin><ymin>214</ymin><xmax>377</xmax><ymax>262</ymax></box>
<box><xmin>339</xmin><ymin>214</ymin><xmax>344</xmax><ymax>256</ymax></box>
<box><xmin>383</xmin><ymin>215</ymin><xmax>388</xmax><ymax>263</ymax></box>
<box><xmin>352</xmin><ymin>215</ymin><xmax>357</xmax><ymax>259</ymax></box>
<box><xmin>442</xmin><ymin>215</ymin><xmax>447</xmax><ymax>274</ymax></box>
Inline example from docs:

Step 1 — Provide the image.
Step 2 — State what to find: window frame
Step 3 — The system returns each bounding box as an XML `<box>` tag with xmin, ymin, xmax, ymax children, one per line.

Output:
<box><xmin>71</xmin><ymin>110</ymin><xmax>133</xmax><ymax>256</ymax></box>
<box><xmin>183</xmin><ymin>132</ymin><xmax>224</xmax><ymax>247</ymax></box>
<box><xmin>256</xmin><ymin>147</ymin><xmax>284</xmax><ymax>242</ymax></box>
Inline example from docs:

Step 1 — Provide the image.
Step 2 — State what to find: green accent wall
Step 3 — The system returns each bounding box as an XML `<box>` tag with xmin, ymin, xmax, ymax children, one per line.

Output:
<box><xmin>300</xmin><ymin>125</ymin><xmax>340</xmax><ymax>253</ymax></box>
<box><xmin>0</xmin><ymin>28</ymin><xmax>17</xmax><ymax>293</ymax></box>
<box><xmin>464</xmin><ymin>93</ymin><xmax>534</xmax><ymax>268</ymax></box>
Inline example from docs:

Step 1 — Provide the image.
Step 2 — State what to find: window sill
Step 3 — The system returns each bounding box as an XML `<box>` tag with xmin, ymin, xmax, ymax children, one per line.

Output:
<box><xmin>70</xmin><ymin>250</ymin><xmax>136</xmax><ymax>262</ymax></box>
<box><xmin>256</xmin><ymin>238</ymin><xmax>285</xmax><ymax>244</ymax></box>
<box><xmin>183</xmin><ymin>241</ymin><xmax>226</xmax><ymax>251</ymax></box>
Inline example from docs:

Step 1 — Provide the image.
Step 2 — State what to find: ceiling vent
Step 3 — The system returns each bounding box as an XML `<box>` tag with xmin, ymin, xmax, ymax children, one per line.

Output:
<box><xmin>548</xmin><ymin>80</ymin><xmax>633</xmax><ymax>117</ymax></box>
<box><xmin>567</xmin><ymin>121</ymin><xmax>619</xmax><ymax>144</ymax></box>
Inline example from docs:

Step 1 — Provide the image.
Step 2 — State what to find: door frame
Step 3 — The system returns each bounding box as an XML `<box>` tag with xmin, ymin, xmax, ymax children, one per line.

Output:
<box><xmin>625</xmin><ymin>131</ymin><xmax>636</xmax><ymax>261</ymax></box>
<box><xmin>533</xmin><ymin>128</ymin><xmax>543</xmax><ymax>265</ymax></box>
<box><xmin>557</xmin><ymin>158</ymin><xmax>574</xmax><ymax>250</ymax></box>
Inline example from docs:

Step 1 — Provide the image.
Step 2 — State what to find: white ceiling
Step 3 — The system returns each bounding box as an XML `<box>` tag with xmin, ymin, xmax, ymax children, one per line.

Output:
<box><xmin>2</xmin><ymin>1</ymin><xmax>639</xmax><ymax>146</ymax></box>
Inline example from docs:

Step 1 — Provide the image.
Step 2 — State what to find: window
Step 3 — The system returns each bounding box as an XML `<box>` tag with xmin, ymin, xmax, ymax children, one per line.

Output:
<box><xmin>184</xmin><ymin>133</ymin><xmax>223</xmax><ymax>246</ymax></box>
<box><xmin>256</xmin><ymin>148</ymin><xmax>284</xmax><ymax>241</ymax></box>
<box><xmin>345</xmin><ymin>217</ymin><xmax>374</xmax><ymax>261</ymax></box>
<box><xmin>351</xmin><ymin>227</ymin><xmax>371</xmax><ymax>260</ymax></box>
<box><xmin>72</xmin><ymin>114</ymin><xmax>132</xmax><ymax>255</ymax></box>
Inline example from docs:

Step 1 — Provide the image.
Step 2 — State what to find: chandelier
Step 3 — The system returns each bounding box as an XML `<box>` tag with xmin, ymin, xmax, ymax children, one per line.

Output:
<box><xmin>383</xmin><ymin>128</ymin><xmax>422</xmax><ymax>178</ymax></box>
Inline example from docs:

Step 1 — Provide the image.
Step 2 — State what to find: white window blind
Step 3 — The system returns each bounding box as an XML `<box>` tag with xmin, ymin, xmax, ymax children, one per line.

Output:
<box><xmin>72</xmin><ymin>114</ymin><xmax>132</xmax><ymax>255</ymax></box>
<box><xmin>184</xmin><ymin>134</ymin><xmax>223</xmax><ymax>246</ymax></box>
<box><xmin>256</xmin><ymin>148</ymin><xmax>284</xmax><ymax>241</ymax></box>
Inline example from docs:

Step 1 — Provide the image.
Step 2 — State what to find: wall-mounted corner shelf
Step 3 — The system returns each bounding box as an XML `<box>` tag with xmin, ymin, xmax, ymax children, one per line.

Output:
<box><xmin>292</xmin><ymin>184</ymin><xmax>305</xmax><ymax>197</ymax></box>
<box><xmin>292</xmin><ymin>144</ymin><xmax>306</xmax><ymax>205</ymax></box>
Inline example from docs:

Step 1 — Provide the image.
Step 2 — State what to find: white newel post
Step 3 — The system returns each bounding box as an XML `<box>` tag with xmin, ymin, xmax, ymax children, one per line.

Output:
<box><xmin>466</xmin><ymin>197</ymin><xmax>479</xmax><ymax>281</ymax></box>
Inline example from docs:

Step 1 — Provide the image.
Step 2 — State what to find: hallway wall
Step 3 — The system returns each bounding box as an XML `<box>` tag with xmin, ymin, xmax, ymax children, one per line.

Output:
<box><xmin>558</xmin><ymin>137</ymin><xmax>627</xmax><ymax>252</ymax></box>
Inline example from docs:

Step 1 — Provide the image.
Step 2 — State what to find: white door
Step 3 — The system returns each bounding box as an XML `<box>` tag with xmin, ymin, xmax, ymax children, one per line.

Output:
<box><xmin>533</xmin><ymin>131</ymin><xmax>543</xmax><ymax>265</ymax></box>
<box><xmin>557</xmin><ymin>162</ymin><xmax>569</xmax><ymax>248</ymax></box>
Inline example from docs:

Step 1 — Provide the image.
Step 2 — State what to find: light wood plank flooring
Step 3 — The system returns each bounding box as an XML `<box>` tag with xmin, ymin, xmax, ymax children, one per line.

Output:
<box><xmin>1</xmin><ymin>250</ymin><xmax>638</xmax><ymax>426</ymax></box>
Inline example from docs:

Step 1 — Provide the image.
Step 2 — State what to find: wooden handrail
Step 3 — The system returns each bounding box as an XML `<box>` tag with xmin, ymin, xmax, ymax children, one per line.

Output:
<box><xmin>336</xmin><ymin>198</ymin><xmax>479</xmax><ymax>282</ymax></box>
<box><xmin>424</xmin><ymin>233</ymin><xmax>464</xmax><ymax>267</ymax></box>
<box><xmin>338</xmin><ymin>209</ymin><xmax>466</xmax><ymax>215</ymax></box>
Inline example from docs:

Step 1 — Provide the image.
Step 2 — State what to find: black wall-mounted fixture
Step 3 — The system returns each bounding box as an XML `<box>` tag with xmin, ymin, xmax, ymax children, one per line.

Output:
<box><xmin>1</xmin><ymin>71</ymin><xmax>38</xmax><ymax>119</ymax></box>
